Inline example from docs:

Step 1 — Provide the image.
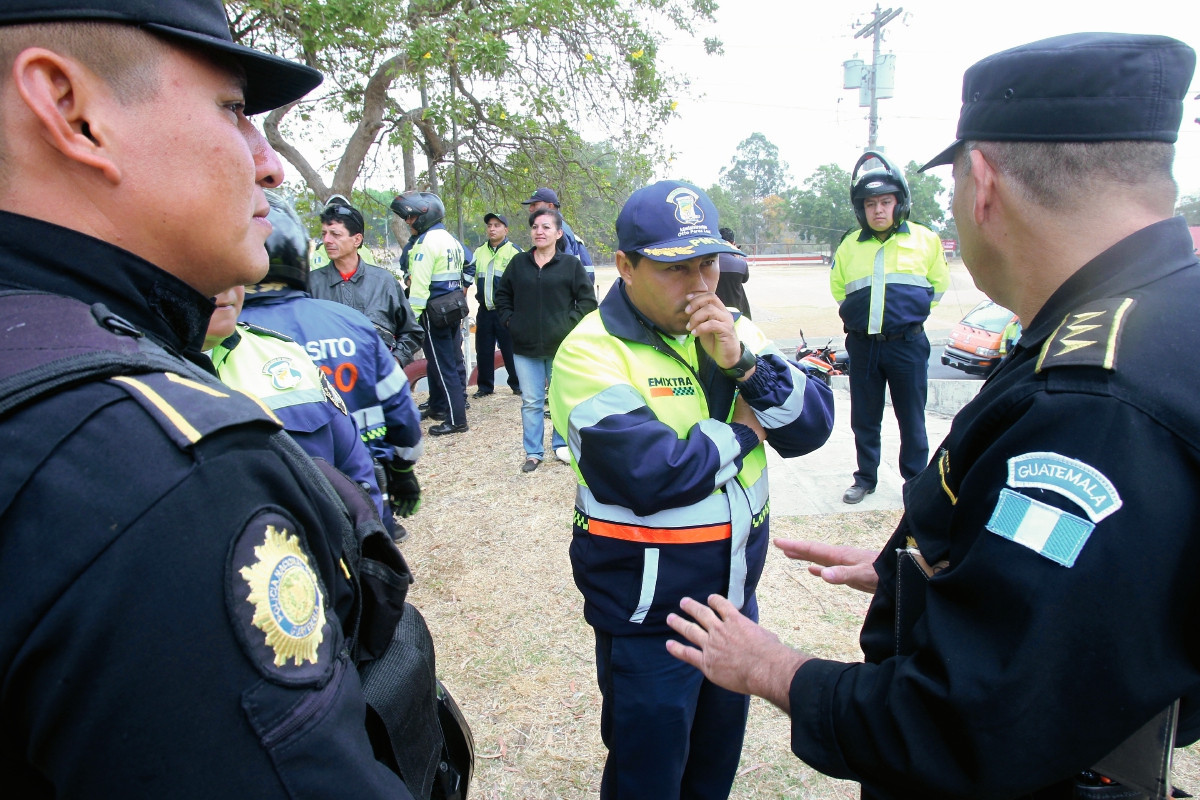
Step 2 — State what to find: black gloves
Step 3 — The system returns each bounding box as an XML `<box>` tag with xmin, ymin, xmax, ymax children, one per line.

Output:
<box><xmin>385</xmin><ymin>459</ymin><xmax>421</xmax><ymax>517</ymax></box>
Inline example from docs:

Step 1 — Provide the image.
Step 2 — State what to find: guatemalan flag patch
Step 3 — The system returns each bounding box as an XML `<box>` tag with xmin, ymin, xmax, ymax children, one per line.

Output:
<box><xmin>985</xmin><ymin>488</ymin><xmax>1095</xmax><ymax>568</ymax></box>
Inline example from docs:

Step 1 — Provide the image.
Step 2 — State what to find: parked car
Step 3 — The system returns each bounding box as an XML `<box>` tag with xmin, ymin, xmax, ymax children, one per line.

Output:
<box><xmin>941</xmin><ymin>300</ymin><xmax>1018</xmax><ymax>376</ymax></box>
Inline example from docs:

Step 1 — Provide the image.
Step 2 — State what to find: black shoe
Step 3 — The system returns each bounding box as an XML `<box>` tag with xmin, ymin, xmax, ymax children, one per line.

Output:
<box><xmin>842</xmin><ymin>484</ymin><xmax>876</xmax><ymax>504</ymax></box>
<box><xmin>391</xmin><ymin>522</ymin><xmax>410</xmax><ymax>545</ymax></box>
<box><xmin>429</xmin><ymin>420</ymin><xmax>469</xmax><ymax>436</ymax></box>
<box><xmin>473</xmin><ymin>389</ymin><xmax>493</xmax><ymax>398</ymax></box>
<box><xmin>521</xmin><ymin>457</ymin><xmax>540</xmax><ymax>473</ymax></box>
<box><xmin>465</xmin><ymin>399</ymin><xmax>471</xmax><ymax>410</ymax></box>
<box><xmin>418</xmin><ymin>401</ymin><xmax>429</xmax><ymax>412</ymax></box>
<box><xmin>510</xmin><ymin>385</ymin><xmax>522</xmax><ymax>395</ymax></box>
<box><xmin>420</xmin><ymin>408</ymin><xmax>446</xmax><ymax>421</ymax></box>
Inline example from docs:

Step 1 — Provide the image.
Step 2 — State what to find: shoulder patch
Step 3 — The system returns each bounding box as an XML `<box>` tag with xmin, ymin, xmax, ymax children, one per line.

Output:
<box><xmin>110</xmin><ymin>371</ymin><xmax>281</xmax><ymax>448</ymax></box>
<box><xmin>319</xmin><ymin>371</ymin><xmax>348</xmax><ymax>414</ymax></box>
<box><xmin>1007</xmin><ymin>452</ymin><xmax>1121</xmax><ymax>522</ymax></box>
<box><xmin>986</xmin><ymin>488</ymin><xmax>1095</xmax><ymax>567</ymax></box>
<box><xmin>1036</xmin><ymin>297</ymin><xmax>1136</xmax><ymax>373</ymax></box>
<box><xmin>226</xmin><ymin>509</ymin><xmax>336</xmax><ymax>685</ymax></box>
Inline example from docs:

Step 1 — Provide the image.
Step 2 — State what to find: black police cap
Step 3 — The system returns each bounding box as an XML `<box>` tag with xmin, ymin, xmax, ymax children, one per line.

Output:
<box><xmin>921</xmin><ymin>33</ymin><xmax>1196</xmax><ymax>171</ymax></box>
<box><xmin>0</xmin><ymin>0</ymin><xmax>322</xmax><ymax>115</ymax></box>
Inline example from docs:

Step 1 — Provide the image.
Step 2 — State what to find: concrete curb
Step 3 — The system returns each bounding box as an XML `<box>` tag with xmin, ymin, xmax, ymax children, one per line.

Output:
<box><xmin>829</xmin><ymin>375</ymin><xmax>982</xmax><ymax>418</ymax></box>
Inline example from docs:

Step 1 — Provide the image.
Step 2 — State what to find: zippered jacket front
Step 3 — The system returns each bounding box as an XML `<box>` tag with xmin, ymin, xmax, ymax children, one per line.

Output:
<box><xmin>549</xmin><ymin>281</ymin><xmax>835</xmax><ymax>635</ymax></box>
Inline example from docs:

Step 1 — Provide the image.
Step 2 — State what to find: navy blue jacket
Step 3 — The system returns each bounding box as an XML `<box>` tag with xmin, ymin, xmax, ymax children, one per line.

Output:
<box><xmin>241</xmin><ymin>287</ymin><xmax>423</xmax><ymax>465</ymax></box>
<box><xmin>790</xmin><ymin>217</ymin><xmax>1200</xmax><ymax>798</ymax></box>
<box><xmin>0</xmin><ymin>211</ymin><xmax>411</xmax><ymax>798</ymax></box>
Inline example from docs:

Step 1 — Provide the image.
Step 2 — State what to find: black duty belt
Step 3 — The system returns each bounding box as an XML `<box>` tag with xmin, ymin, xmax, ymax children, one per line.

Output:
<box><xmin>847</xmin><ymin>324</ymin><xmax>923</xmax><ymax>342</ymax></box>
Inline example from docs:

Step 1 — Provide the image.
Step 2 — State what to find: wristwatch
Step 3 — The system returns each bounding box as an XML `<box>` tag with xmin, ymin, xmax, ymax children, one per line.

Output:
<box><xmin>720</xmin><ymin>343</ymin><xmax>757</xmax><ymax>380</ymax></box>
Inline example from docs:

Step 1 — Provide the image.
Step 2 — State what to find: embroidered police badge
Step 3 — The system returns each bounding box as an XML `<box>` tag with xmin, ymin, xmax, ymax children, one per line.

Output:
<box><xmin>262</xmin><ymin>356</ymin><xmax>303</xmax><ymax>390</ymax></box>
<box><xmin>1036</xmin><ymin>297</ymin><xmax>1136</xmax><ymax>372</ymax></box>
<box><xmin>240</xmin><ymin>524</ymin><xmax>326</xmax><ymax>666</ymax></box>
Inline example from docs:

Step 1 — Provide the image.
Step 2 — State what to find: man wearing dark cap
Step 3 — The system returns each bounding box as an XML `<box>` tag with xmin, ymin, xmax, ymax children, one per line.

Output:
<box><xmin>550</xmin><ymin>180</ymin><xmax>834</xmax><ymax>798</ymax></box>
<box><xmin>521</xmin><ymin>187</ymin><xmax>595</xmax><ymax>282</ymax></box>
<box><xmin>471</xmin><ymin>212</ymin><xmax>522</xmax><ymax>397</ymax></box>
<box><xmin>309</xmin><ymin>197</ymin><xmax>423</xmax><ymax>366</ymax></box>
<box><xmin>0</xmin><ymin>2</ymin><xmax>427</xmax><ymax>796</ymax></box>
<box><xmin>663</xmin><ymin>33</ymin><xmax>1200</xmax><ymax>800</ymax></box>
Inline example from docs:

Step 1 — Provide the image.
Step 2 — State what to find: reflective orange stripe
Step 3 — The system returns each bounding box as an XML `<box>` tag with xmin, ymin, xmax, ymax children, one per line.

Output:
<box><xmin>588</xmin><ymin>519</ymin><xmax>731</xmax><ymax>544</ymax></box>
<box><xmin>649</xmin><ymin>387</ymin><xmax>673</xmax><ymax>397</ymax></box>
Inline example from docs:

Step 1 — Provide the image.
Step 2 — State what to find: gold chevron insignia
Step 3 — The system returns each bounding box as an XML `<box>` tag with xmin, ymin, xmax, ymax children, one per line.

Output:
<box><xmin>1055</xmin><ymin>310</ymin><xmax>1106</xmax><ymax>356</ymax></box>
<box><xmin>240</xmin><ymin>525</ymin><xmax>325</xmax><ymax>667</ymax></box>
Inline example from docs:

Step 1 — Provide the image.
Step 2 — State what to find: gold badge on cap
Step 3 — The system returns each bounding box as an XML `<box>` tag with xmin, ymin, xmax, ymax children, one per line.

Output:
<box><xmin>240</xmin><ymin>525</ymin><xmax>326</xmax><ymax>667</ymax></box>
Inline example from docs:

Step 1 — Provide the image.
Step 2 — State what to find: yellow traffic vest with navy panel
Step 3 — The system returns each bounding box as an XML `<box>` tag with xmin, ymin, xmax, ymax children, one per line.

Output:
<box><xmin>549</xmin><ymin>281</ymin><xmax>835</xmax><ymax>636</ymax></box>
<box><xmin>472</xmin><ymin>239</ymin><xmax>521</xmax><ymax>311</ymax></box>
<box><xmin>830</xmin><ymin>221</ymin><xmax>950</xmax><ymax>336</ymax></box>
<box><xmin>407</xmin><ymin>224</ymin><xmax>465</xmax><ymax>316</ymax></box>
<box><xmin>210</xmin><ymin>322</ymin><xmax>335</xmax><ymax>422</ymax></box>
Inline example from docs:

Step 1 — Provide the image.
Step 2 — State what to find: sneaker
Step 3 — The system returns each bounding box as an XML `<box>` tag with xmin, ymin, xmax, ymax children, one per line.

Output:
<box><xmin>521</xmin><ymin>457</ymin><xmax>541</xmax><ymax>473</ymax></box>
<box><xmin>391</xmin><ymin>522</ymin><xmax>410</xmax><ymax>545</ymax></box>
<box><xmin>842</xmin><ymin>484</ymin><xmax>876</xmax><ymax>504</ymax></box>
<box><xmin>428</xmin><ymin>420</ymin><xmax>469</xmax><ymax>436</ymax></box>
<box><xmin>555</xmin><ymin>446</ymin><xmax>571</xmax><ymax>464</ymax></box>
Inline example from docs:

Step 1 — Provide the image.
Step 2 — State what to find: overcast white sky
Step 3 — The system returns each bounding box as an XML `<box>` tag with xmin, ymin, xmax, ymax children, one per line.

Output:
<box><xmin>652</xmin><ymin>0</ymin><xmax>1200</xmax><ymax>199</ymax></box>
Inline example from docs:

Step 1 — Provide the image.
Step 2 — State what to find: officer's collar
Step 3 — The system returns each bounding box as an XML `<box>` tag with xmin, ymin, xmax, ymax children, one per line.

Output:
<box><xmin>488</xmin><ymin>238</ymin><xmax>510</xmax><ymax>252</ymax></box>
<box><xmin>1021</xmin><ymin>216</ymin><xmax>1198</xmax><ymax>350</ymax></box>
<box><xmin>857</xmin><ymin>220</ymin><xmax>910</xmax><ymax>242</ymax></box>
<box><xmin>0</xmin><ymin>209</ymin><xmax>214</xmax><ymax>370</ymax></box>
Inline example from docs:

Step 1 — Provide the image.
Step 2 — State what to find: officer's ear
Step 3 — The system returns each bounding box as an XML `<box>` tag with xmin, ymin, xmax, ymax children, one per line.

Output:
<box><xmin>615</xmin><ymin>250</ymin><xmax>637</xmax><ymax>284</ymax></box>
<box><xmin>8</xmin><ymin>47</ymin><xmax>122</xmax><ymax>185</ymax></box>
<box><xmin>966</xmin><ymin>148</ymin><xmax>999</xmax><ymax>227</ymax></box>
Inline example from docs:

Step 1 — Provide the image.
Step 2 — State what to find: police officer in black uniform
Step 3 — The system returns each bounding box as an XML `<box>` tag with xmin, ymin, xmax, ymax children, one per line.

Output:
<box><xmin>661</xmin><ymin>33</ymin><xmax>1200</xmax><ymax>799</ymax></box>
<box><xmin>0</xmin><ymin>2</ymin><xmax>447</xmax><ymax>796</ymax></box>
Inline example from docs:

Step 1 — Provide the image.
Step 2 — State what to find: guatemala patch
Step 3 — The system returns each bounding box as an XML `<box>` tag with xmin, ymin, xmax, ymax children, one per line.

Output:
<box><xmin>1007</xmin><ymin>452</ymin><xmax>1121</xmax><ymax>522</ymax></box>
<box><xmin>986</xmin><ymin>488</ymin><xmax>1095</xmax><ymax>567</ymax></box>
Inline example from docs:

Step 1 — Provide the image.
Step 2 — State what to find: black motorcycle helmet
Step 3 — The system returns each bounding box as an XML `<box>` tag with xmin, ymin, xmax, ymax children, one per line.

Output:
<box><xmin>264</xmin><ymin>192</ymin><xmax>310</xmax><ymax>290</ymax></box>
<box><xmin>850</xmin><ymin>150</ymin><xmax>911</xmax><ymax>236</ymax></box>
<box><xmin>390</xmin><ymin>191</ymin><xmax>445</xmax><ymax>234</ymax></box>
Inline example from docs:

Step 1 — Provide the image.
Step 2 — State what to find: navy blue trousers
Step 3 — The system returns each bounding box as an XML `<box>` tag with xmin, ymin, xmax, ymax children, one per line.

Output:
<box><xmin>422</xmin><ymin>313</ymin><xmax>467</xmax><ymax>426</ymax></box>
<box><xmin>845</xmin><ymin>331</ymin><xmax>931</xmax><ymax>488</ymax></box>
<box><xmin>595</xmin><ymin>630</ymin><xmax>750</xmax><ymax>800</ymax></box>
<box><xmin>474</xmin><ymin>306</ymin><xmax>519</xmax><ymax>394</ymax></box>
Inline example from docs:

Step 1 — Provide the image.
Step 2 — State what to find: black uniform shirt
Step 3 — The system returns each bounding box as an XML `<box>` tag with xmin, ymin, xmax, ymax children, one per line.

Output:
<box><xmin>0</xmin><ymin>211</ymin><xmax>410</xmax><ymax>798</ymax></box>
<box><xmin>788</xmin><ymin>216</ymin><xmax>1200</xmax><ymax>798</ymax></box>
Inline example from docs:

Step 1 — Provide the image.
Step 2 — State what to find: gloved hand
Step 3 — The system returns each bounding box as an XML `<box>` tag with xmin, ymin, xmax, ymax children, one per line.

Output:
<box><xmin>385</xmin><ymin>460</ymin><xmax>421</xmax><ymax>518</ymax></box>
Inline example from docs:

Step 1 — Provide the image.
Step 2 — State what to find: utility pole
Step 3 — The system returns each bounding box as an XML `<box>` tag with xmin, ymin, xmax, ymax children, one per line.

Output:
<box><xmin>844</xmin><ymin>5</ymin><xmax>902</xmax><ymax>149</ymax></box>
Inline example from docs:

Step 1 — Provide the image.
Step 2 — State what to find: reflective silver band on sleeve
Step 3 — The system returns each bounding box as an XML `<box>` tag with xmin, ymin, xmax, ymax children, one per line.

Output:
<box><xmin>567</xmin><ymin>383</ymin><xmax>647</xmax><ymax>461</ymax></box>
<box><xmin>575</xmin><ymin>484</ymin><xmax>731</xmax><ymax>528</ymax></box>
<box><xmin>752</xmin><ymin>365</ymin><xmax>808</xmax><ymax>429</ymax></box>
<box><xmin>844</xmin><ymin>276</ymin><xmax>872</xmax><ymax>295</ymax></box>
<box><xmin>352</xmin><ymin>405</ymin><xmax>386</xmax><ymax>431</ymax></box>
<box><xmin>885</xmin><ymin>272</ymin><xmax>934</xmax><ymax>288</ymax></box>
<box><xmin>696</xmin><ymin>418</ymin><xmax>741</xmax><ymax>489</ymax></box>
<box><xmin>375</xmin><ymin>364</ymin><xmax>408</xmax><ymax>402</ymax></box>
<box><xmin>393</xmin><ymin>439</ymin><xmax>425</xmax><ymax>462</ymax></box>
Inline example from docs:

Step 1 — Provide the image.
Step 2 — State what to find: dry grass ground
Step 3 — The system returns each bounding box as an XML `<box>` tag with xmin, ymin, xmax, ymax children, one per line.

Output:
<box><xmin>403</xmin><ymin>388</ymin><xmax>1200</xmax><ymax>798</ymax></box>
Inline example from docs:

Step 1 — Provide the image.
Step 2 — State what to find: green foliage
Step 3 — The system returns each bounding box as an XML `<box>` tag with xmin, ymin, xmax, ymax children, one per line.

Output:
<box><xmin>783</xmin><ymin>164</ymin><xmax>859</xmax><ymax>249</ymax></box>
<box><xmin>226</xmin><ymin>0</ymin><xmax>718</xmax><ymax>209</ymax></box>
<box><xmin>719</xmin><ymin>133</ymin><xmax>790</xmax><ymax>202</ymax></box>
<box><xmin>904</xmin><ymin>161</ymin><xmax>946</xmax><ymax>230</ymax></box>
<box><xmin>1178</xmin><ymin>194</ymin><xmax>1200</xmax><ymax>225</ymax></box>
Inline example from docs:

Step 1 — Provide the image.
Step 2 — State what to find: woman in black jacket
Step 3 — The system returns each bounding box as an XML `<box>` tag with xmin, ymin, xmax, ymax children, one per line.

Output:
<box><xmin>496</xmin><ymin>208</ymin><xmax>598</xmax><ymax>472</ymax></box>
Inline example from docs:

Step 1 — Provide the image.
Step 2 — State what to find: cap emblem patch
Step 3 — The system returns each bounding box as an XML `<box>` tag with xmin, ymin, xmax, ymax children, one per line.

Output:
<box><xmin>666</xmin><ymin>187</ymin><xmax>704</xmax><ymax>225</ymax></box>
<box><xmin>866</xmin><ymin>181</ymin><xmax>884</xmax><ymax>188</ymax></box>
<box><xmin>263</xmin><ymin>356</ymin><xmax>302</xmax><ymax>390</ymax></box>
<box><xmin>240</xmin><ymin>525</ymin><xmax>326</xmax><ymax>666</ymax></box>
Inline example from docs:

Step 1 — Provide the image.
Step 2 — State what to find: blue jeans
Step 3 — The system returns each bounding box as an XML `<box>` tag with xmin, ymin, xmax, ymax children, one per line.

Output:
<box><xmin>512</xmin><ymin>354</ymin><xmax>565</xmax><ymax>460</ymax></box>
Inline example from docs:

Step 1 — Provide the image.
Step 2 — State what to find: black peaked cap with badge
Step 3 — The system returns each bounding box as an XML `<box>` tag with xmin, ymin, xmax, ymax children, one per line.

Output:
<box><xmin>0</xmin><ymin>0</ymin><xmax>322</xmax><ymax>114</ymax></box>
<box><xmin>787</xmin><ymin>33</ymin><xmax>1200</xmax><ymax>800</ymax></box>
<box><xmin>921</xmin><ymin>32</ymin><xmax>1196</xmax><ymax>170</ymax></box>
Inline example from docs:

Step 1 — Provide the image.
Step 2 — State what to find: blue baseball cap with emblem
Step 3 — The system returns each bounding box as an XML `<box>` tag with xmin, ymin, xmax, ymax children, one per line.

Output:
<box><xmin>920</xmin><ymin>32</ymin><xmax>1196</xmax><ymax>171</ymax></box>
<box><xmin>521</xmin><ymin>188</ymin><xmax>560</xmax><ymax>206</ymax></box>
<box><xmin>617</xmin><ymin>180</ymin><xmax>743</xmax><ymax>260</ymax></box>
<box><xmin>0</xmin><ymin>0</ymin><xmax>323</xmax><ymax>115</ymax></box>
